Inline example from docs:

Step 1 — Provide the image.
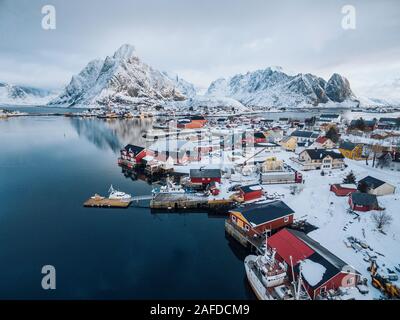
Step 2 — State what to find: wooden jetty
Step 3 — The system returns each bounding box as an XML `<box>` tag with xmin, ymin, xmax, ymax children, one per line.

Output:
<box><xmin>150</xmin><ymin>193</ymin><xmax>233</xmax><ymax>211</ymax></box>
<box><xmin>224</xmin><ymin>219</ymin><xmax>264</xmax><ymax>253</ymax></box>
<box><xmin>83</xmin><ymin>196</ymin><xmax>132</xmax><ymax>208</ymax></box>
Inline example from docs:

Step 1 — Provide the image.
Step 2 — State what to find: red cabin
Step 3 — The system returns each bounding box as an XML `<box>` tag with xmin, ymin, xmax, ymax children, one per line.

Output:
<box><xmin>330</xmin><ymin>184</ymin><xmax>357</xmax><ymax>197</ymax></box>
<box><xmin>189</xmin><ymin>168</ymin><xmax>222</xmax><ymax>186</ymax></box>
<box><xmin>268</xmin><ymin>228</ymin><xmax>360</xmax><ymax>299</ymax></box>
<box><xmin>238</xmin><ymin>184</ymin><xmax>263</xmax><ymax>202</ymax></box>
<box><xmin>348</xmin><ymin>192</ymin><xmax>380</xmax><ymax>212</ymax></box>
<box><xmin>118</xmin><ymin>144</ymin><xmax>149</xmax><ymax>168</ymax></box>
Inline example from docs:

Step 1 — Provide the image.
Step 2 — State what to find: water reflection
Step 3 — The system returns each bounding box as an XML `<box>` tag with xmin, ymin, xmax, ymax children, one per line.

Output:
<box><xmin>69</xmin><ymin>117</ymin><xmax>153</xmax><ymax>153</ymax></box>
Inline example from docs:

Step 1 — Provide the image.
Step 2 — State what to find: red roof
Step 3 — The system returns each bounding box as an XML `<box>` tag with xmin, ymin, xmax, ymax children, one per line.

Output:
<box><xmin>316</xmin><ymin>136</ymin><xmax>328</xmax><ymax>144</ymax></box>
<box><xmin>268</xmin><ymin>229</ymin><xmax>314</xmax><ymax>266</ymax></box>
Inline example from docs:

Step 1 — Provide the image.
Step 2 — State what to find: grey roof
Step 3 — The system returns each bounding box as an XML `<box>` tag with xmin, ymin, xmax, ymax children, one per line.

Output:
<box><xmin>291</xmin><ymin>130</ymin><xmax>315</xmax><ymax>138</ymax></box>
<box><xmin>305</xmin><ymin>149</ymin><xmax>344</xmax><ymax>160</ymax></box>
<box><xmin>359</xmin><ymin>176</ymin><xmax>386</xmax><ymax>189</ymax></box>
<box><xmin>379</xmin><ymin>117</ymin><xmax>399</xmax><ymax>124</ymax></box>
<box><xmin>350</xmin><ymin>119</ymin><xmax>377</xmax><ymax>126</ymax></box>
<box><xmin>320</xmin><ymin>114</ymin><xmax>340</xmax><ymax>119</ymax></box>
<box><xmin>190</xmin><ymin>168</ymin><xmax>221</xmax><ymax>178</ymax></box>
<box><xmin>232</xmin><ymin>201</ymin><xmax>294</xmax><ymax>226</ymax></box>
<box><xmin>339</xmin><ymin>141</ymin><xmax>359</xmax><ymax>151</ymax></box>
<box><xmin>350</xmin><ymin>192</ymin><xmax>378</xmax><ymax>206</ymax></box>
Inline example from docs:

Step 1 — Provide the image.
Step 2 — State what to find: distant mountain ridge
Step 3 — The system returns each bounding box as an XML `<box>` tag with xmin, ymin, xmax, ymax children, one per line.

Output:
<box><xmin>0</xmin><ymin>82</ymin><xmax>55</xmax><ymax>105</ymax></box>
<box><xmin>206</xmin><ymin>67</ymin><xmax>356</xmax><ymax>108</ymax></box>
<box><xmin>5</xmin><ymin>43</ymin><xmax>396</xmax><ymax>110</ymax></box>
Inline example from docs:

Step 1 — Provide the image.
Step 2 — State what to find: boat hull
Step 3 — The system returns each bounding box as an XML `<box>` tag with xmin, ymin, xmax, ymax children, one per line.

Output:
<box><xmin>244</xmin><ymin>255</ymin><xmax>274</xmax><ymax>300</ymax></box>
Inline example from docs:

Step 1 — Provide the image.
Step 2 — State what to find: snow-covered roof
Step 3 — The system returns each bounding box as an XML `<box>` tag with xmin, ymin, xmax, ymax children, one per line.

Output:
<box><xmin>300</xmin><ymin>259</ymin><xmax>327</xmax><ymax>287</ymax></box>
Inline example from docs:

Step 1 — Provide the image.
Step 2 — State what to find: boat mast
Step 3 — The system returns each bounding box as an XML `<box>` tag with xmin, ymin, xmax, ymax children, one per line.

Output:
<box><xmin>289</xmin><ymin>255</ymin><xmax>297</xmax><ymax>298</ymax></box>
<box><xmin>296</xmin><ymin>264</ymin><xmax>303</xmax><ymax>300</ymax></box>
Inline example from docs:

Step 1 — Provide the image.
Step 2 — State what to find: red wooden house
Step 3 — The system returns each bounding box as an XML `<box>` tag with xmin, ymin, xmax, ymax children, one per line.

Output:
<box><xmin>238</xmin><ymin>184</ymin><xmax>263</xmax><ymax>202</ymax></box>
<box><xmin>348</xmin><ymin>192</ymin><xmax>380</xmax><ymax>212</ymax></box>
<box><xmin>118</xmin><ymin>144</ymin><xmax>150</xmax><ymax>168</ymax></box>
<box><xmin>241</xmin><ymin>131</ymin><xmax>267</xmax><ymax>145</ymax></box>
<box><xmin>189</xmin><ymin>168</ymin><xmax>222</xmax><ymax>186</ymax></box>
<box><xmin>330</xmin><ymin>184</ymin><xmax>358</xmax><ymax>197</ymax></box>
<box><xmin>229</xmin><ymin>201</ymin><xmax>294</xmax><ymax>236</ymax></box>
<box><xmin>268</xmin><ymin>228</ymin><xmax>360</xmax><ymax>299</ymax></box>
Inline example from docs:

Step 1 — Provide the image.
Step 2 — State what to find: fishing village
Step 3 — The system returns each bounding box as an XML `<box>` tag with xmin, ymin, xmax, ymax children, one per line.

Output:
<box><xmin>60</xmin><ymin>107</ymin><xmax>400</xmax><ymax>301</ymax></box>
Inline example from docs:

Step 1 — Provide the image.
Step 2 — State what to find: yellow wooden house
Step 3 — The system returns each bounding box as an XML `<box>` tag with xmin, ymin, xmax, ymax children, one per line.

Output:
<box><xmin>280</xmin><ymin>136</ymin><xmax>297</xmax><ymax>152</ymax></box>
<box><xmin>339</xmin><ymin>141</ymin><xmax>364</xmax><ymax>160</ymax></box>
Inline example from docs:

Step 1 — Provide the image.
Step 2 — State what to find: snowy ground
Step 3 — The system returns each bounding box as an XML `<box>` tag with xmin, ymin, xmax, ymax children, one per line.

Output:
<box><xmin>262</xmin><ymin>151</ymin><xmax>400</xmax><ymax>299</ymax></box>
<box><xmin>172</xmin><ymin>148</ymin><xmax>400</xmax><ymax>299</ymax></box>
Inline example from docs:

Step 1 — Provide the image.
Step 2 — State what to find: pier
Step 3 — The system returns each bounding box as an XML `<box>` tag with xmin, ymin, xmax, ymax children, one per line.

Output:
<box><xmin>224</xmin><ymin>219</ymin><xmax>264</xmax><ymax>254</ymax></box>
<box><xmin>150</xmin><ymin>193</ymin><xmax>234</xmax><ymax>211</ymax></box>
<box><xmin>83</xmin><ymin>197</ymin><xmax>132</xmax><ymax>208</ymax></box>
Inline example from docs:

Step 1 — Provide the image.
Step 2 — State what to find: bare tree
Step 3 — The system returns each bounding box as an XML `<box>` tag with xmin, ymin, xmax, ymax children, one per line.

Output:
<box><xmin>371</xmin><ymin>144</ymin><xmax>384</xmax><ymax>168</ymax></box>
<box><xmin>372</xmin><ymin>211</ymin><xmax>393</xmax><ymax>231</ymax></box>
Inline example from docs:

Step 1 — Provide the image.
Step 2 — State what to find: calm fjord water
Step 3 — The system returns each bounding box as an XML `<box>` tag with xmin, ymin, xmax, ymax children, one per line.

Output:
<box><xmin>0</xmin><ymin>115</ymin><xmax>254</xmax><ymax>299</ymax></box>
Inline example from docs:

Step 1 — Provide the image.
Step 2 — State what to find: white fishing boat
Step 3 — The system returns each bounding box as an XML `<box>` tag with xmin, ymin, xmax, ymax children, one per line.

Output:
<box><xmin>244</xmin><ymin>240</ymin><xmax>310</xmax><ymax>300</ymax></box>
<box><xmin>152</xmin><ymin>179</ymin><xmax>186</xmax><ymax>195</ymax></box>
<box><xmin>108</xmin><ymin>185</ymin><xmax>132</xmax><ymax>202</ymax></box>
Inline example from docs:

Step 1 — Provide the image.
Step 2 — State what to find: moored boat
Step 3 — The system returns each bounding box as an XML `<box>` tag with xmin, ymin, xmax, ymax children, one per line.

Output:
<box><xmin>108</xmin><ymin>185</ymin><xmax>132</xmax><ymax>202</ymax></box>
<box><xmin>244</xmin><ymin>241</ymin><xmax>310</xmax><ymax>300</ymax></box>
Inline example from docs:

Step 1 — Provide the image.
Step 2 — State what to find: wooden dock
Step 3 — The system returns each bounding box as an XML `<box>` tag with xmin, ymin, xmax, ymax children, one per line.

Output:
<box><xmin>150</xmin><ymin>193</ymin><xmax>234</xmax><ymax>211</ymax></box>
<box><xmin>224</xmin><ymin>219</ymin><xmax>264</xmax><ymax>253</ymax></box>
<box><xmin>83</xmin><ymin>197</ymin><xmax>132</xmax><ymax>208</ymax></box>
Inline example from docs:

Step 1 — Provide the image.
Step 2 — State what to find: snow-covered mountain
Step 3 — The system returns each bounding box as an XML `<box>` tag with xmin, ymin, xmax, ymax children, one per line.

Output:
<box><xmin>357</xmin><ymin>77</ymin><xmax>400</xmax><ymax>108</ymax></box>
<box><xmin>0</xmin><ymin>82</ymin><xmax>56</xmax><ymax>105</ymax></box>
<box><xmin>206</xmin><ymin>67</ymin><xmax>356</xmax><ymax>108</ymax></box>
<box><xmin>49</xmin><ymin>44</ymin><xmax>193</xmax><ymax>107</ymax></box>
<box><xmin>162</xmin><ymin>72</ymin><xmax>196</xmax><ymax>98</ymax></box>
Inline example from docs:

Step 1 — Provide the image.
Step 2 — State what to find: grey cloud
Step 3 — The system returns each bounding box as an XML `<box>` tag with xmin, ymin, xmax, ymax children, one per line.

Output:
<box><xmin>0</xmin><ymin>0</ymin><xmax>399</xmax><ymax>99</ymax></box>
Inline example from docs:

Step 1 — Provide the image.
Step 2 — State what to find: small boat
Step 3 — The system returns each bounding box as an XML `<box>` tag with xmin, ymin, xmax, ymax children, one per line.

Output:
<box><xmin>108</xmin><ymin>185</ymin><xmax>132</xmax><ymax>202</ymax></box>
<box><xmin>91</xmin><ymin>194</ymin><xmax>105</xmax><ymax>200</ymax></box>
<box><xmin>152</xmin><ymin>179</ymin><xmax>186</xmax><ymax>195</ymax></box>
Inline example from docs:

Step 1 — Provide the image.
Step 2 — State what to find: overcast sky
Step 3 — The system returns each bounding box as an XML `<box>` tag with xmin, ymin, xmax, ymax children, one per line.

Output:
<box><xmin>0</xmin><ymin>0</ymin><xmax>399</xmax><ymax>98</ymax></box>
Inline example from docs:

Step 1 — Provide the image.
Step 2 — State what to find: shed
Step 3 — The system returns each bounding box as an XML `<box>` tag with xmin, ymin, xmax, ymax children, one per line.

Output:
<box><xmin>330</xmin><ymin>184</ymin><xmax>357</xmax><ymax>197</ymax></box>
<box><xmin>358</xmin><ymin>176</ymin><xmax>396</xmax><ymax>196</ymax></box>
<box><xmin>190</xmin><ymin>168</ymin><xmax>222</xmax><ymax>185</ymax></box>
<box><xmin>238</xmin><ymin>184</ymin><xmax>264</xmax><ymax>202</ymax></box>
<box><xmin>348</xmin><ymin>192</ymin><xmax>380</xmax><ymax>212</ymax></box>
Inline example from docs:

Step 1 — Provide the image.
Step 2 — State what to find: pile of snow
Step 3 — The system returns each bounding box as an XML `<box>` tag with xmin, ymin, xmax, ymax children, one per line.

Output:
<box><xmin>300</xmin><ymin>259</ymin><xmax>327</xmax><ymax>287</ymax></box>
<box><xmin>340</xmin><ymin>184</ymin><xmax>357</xmax><ymax>189</ymax></box>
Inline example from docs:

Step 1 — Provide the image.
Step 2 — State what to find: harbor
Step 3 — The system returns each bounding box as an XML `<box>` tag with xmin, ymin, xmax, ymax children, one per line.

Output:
<box><xmin>2</xmin><ymin>109</ymin><xmax>400</xmax><ymax>300</ymax></box>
